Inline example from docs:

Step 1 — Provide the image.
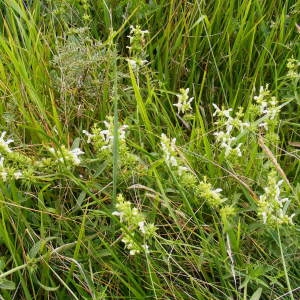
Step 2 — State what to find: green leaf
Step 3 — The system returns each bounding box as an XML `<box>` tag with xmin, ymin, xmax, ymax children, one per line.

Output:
<box><xmin>0</xmin><ymin>279</ymin><xmax>16</xmax><ymax>290</ymax></box>
<box><xmin>37</xmin><ymin>279</ymin><xmax>60</xmax><ymax>292</ymax></box>
<box><xmin>76</xmin><ymin>191</ymin><xmax>86</xmax><ymax>207</ymax></box>
<box><xmin>29</xmin><ymin>237</ymin><xmax>57</xmax><ymax>259</ymax></box>
<box><xmin>250</xmin><ymin>288</ymin><xmax>263</xmax><ymax>300</ymax></box>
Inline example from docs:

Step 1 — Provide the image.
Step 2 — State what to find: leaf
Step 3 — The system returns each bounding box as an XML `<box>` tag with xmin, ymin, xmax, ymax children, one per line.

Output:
<box><xmin>72</xmin><ymin>137</ymin><xmax>81</xmax><ymax>149</ymax></box>
<box><xmin>0</xmin><ymin>279</ymin><xmax>16</xmax><ymax>290</ymax></box>
<box><xmin>29</xmin><ymin>237</ymin><xmax>57</xmax><ymax>259</ymax></box>
<box><xmin>37</xmin><ymin>279</ymin><xmax>60</xmax><ymax>292</ymax></box>
<box><xmin>250</xmin><ymin>288</ymin><xmax>263</xmax><ymax>300</ymax></box>
<box><xmin>76</xmin><ymin>191</ymin><xmax>86</xmax><ymax>207</ymax></box>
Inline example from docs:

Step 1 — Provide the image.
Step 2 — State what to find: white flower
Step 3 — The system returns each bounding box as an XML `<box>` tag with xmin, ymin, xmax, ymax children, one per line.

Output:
<box><xmin>97</xmin><ymin>118</ymin><xmax>128</xmax><ymax>151</ymax></box>
<box><xmin>127</xmin><ymin>58</ymin><xmax>137</xmax><ymax>69</ymax></box>
<box><xmin>178</xmin><ymin>166</ymin><xmax>189</xmax><ymax>176</ymax></box>
<box><xmin>48</xmin><ymin>147</ymin><xmax>55</xmax><ymax>154</ymax></box>
<box><xmin>235</xmin><ymin>143</ymin><xmax>243</xmax><ymax>157</ymax></box>
<box><xmin>49</xmin><ymin>146</ymin><xmax>84</xmax><ymax>166</ymax></box>
<box><xmin>173</xmin><ymin>88</ymin><xmax>194</xmax><ymax>114</ymax></box>
<box><xmin>138</xmin><ymin>221</ymin><xmax>146</xmax><ymax>234</ymax></box>
<box><xmin>258</xmin><ymin>173</ymin><xmax>294</xmax><ymax>226</ymax></box>
<box><xmin>70</xmin><ymin>148</ymin><xmax>84</xmax><ymax>165</ymax></box>
<box><xmin>212</xmin><ymin>103</ymin><xmax>233</xmax><ymax>118</ymax></box>
<box><xmin>119</xmin><ymin>125</ymin><xmax>129</xmax><ymax>141</ymax></box>
<box><xmin>14</xmin><ymin>171</ymin><xmax>23</xmax><ymax>179</ymax></box>
<box><xmin>129</xmin><ymin>249</ymin><xmax>140</xmax><ymax>256</ymax></box>
<box><xmin>82</xmin><ymin>130</ymin><xmax>94</xmax><ymax>143</ymax></box>
<box><xmin>132</xmin><ymin>207</ymin><xmax>139</xmax><ymax>216</ymax></box>
<box><xmin>161</xmin><ymin>133</ymin><xmax>178</xmax><ymax>167</ymax></box>
<box><xmin>142</xmin><ymin>244</ymin><xmax>150</xmax><ymax>253</ymax></box>
<box><xmin>254</xmin><ymin>85</ymin><xmax>270</xmax><ymax>103</ymax></box>
<box><xmin>1</xmin><ymin>171</ymin><xmax>7</xmax><ymax>182</ymax></box>
<box><xmin>222</xmin><ymin>142</ymin><xmax>232</xmax><ymax>157</ymax></box>
<box><xmin>211</xmin><ymin>188</ymin><xmax>223</xmax><ymax>199</ymax></box>
<box><xmin>0</xmin><ymin>131</ymin><xmax>14</xmax><ymax>153</ymax></box>
<box><xmin>127</xmin><ymin>58</ymin><xmax>148</xmax><ymax>69</ymax></box>
<box><xmin>261</xmin><ymin>211</ymin><xmax>267</xmax><ymax>224</ymax></box>
<box><xmin>0</xmin><ymin>156</ymin><xmax>4</xmax><ymax>168</ymax></box>
<box><xmin>129</xmin><ymin>25</ymin><xmax>149</xmax><ymax>38</ymax></box>
<box><xmin>259</xmin><ymin>122</ymin><xmax>268</xmax><ymax>130</ymax></box>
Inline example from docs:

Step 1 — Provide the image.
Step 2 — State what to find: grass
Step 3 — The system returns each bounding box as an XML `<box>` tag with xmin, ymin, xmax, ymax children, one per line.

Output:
<box><xmin>0</xmin><ymin>0</ymin><xmax>299</xmax><ymax>299</ymax></box>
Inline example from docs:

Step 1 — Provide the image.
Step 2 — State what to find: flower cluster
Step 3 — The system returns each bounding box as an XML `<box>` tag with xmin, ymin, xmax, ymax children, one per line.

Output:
<box><xmin>81</xmin><ymin>0</ymin><xmax>91</xmax><ymax>22</ymax></box>
<box><xmin>286</xmin><ymin>56</ymin><xmax>300</xmax><ymax>79</ymax></box>
<box><xmin>253</xmin><ymin>84</ymin><xmax>280</xmax><ymax>131</ymax></box>
<box><xmin>127</xmin><ymin>25</ymin><xmax>149</xmax><ymax>69</ymax></box>
<box><xmin>49</xmin><ymin>145</ymin><xmax>84</xmax><ymax>166</ymax></box>
<box><xmin>173</xmin><ymin>88</ymin><xmax>194</xmax><ymax>114</ymax></box>
<box><xmin>213</xmin><ymin>83</ymin><xmax>284</xmax><ymax>157</ymax></box>
<box><xmin>0</xmin><ymin>156</ymin><xmax>24</xmax><ymax>182</ymax></box>
<box><xmin>257</xmin><ymin>171</ymin><xmax>295</xmax><ymax>226</ymax></box>
<box><xmin>160</xmin><ymin>134</ymin><xmax>227</xmax><ymax>209</ymax></box>
<box><xmin>112</xmin><ymin>194</ymin><xmax>156</xmax><ymax>255</ymax></box>
<box><xmin>0</xmin><ymin>131</ymin><xmax>14</xmax><ymax>153</ymax></box>
<box><xmin>83</xmin><ymin>117</ymin><xmax>143</xmax><ymax>178</ymax></box>
<box><xmin>83</xmin><ymin>116</ymin><xmax>128</xmax><ymax>153</ymax></box>
<box><xmin>213</xmin><ymin>104</ymin><xmax>249</xmax><ymax>157</ymax></box>
<box><xmin>160</xmin><ymin>133</ymin><xmax>197</xmax><ymax>188</ymax></box>
<box><xmin>0</xmin><ymin>156</ymin><xmax>8</xmax><ymax>181</ymax></box>
<box><xmin>160</xmin><ymin>133</ymin><xmax>178</xmax><ymax>167</ymax></box>
<box><xmin>195</xmin><ymin>177</ymin><xmax>226</xmax><ymax>208</ymax></box>
<box><xmin>0</xmin><ymin>131</ymin><xmax>39</xmax><ymax>183</ymax></box>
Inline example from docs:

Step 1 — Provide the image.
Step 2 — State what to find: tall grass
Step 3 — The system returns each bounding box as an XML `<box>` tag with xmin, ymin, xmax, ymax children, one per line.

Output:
<box><xmin>0</xmin><ymin>0</ymin><xmax>299</xmax><ymax>299</ymax></box>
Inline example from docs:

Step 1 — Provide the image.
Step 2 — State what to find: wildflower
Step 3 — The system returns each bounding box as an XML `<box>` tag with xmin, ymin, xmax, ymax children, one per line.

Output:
<box><xmin>138</xmin><ymin>221</ymin><xmax>146</xmax><ymax>234</ymax></box>
<box><xmin>129</xmin><ymin>249</ymin><xmax>139</xmax><ymax>256</ymax></box>
<box><xmin>0</xmin><ymin>131</ymin><xmax>14</xmax><ymax>153</ymax></box>
<box><xmin>0</xmin><ymin>156</ymin><xmax>7</xmax><ymax>182</ymax></box>
<box><xmin>173</xmin><ymin>88</ymin><xmax>194</xmax><ymax>114</ymax></box>
<box><xmin>254</xmin><ymin>85</ymin><xmax>270</xmax><ymax>105</ymax></box>
<box><xmin>232</xmin><ymin>143</ymin><xmax>242</xmax><ymax>157</ymax></box>
<box><xmin>196</xmin><ymin>178</ymin><xmax>226</xmax><ymax>207</ymax></box>
<box><xmin>128</xmin><ymin>25</ymin><xmax>149</xmax><ymax>39</ymax></box>
<box><xmin>82</xmin><ymin>14</ymin><xmax>90</xmax><ymax>22</ymax></box>
<box><xmin>14</xmin><ymin>171</ymin><xmax>23</xmax><ymax>179</ymax></box>
<box><xmin>160</xmin><ymin>133</ymin><xmax>197</xmax><ymax>188</ymax></box>
<box><xmin>69</xmin><ymin>148</ymin><xmax>84</xmax><ymax>165</ymax></box>
<box><xmin>82</xmin><ymin>130</ymin><xmax>94</xmax><ymax>143</ymax></box>
<box><xmin>212</xmin><ymin>103</ymin><xmax>233</xmax><ymax>119</ymax></box>
<box><xmin>98</xmin><ymin>117</ymin><xmax>128</xmax><ymax>151</ymax></box>
<box><xmin>257</xmin><ymin>172</ymin><xmax>295</xmax><ymax>226</ymax></box>
<box><xmin>212</xmin><ymin>104</ymin><xmax>248</xmax><ymax>157</ymax></box>
<box><xmin>253</xmin><ymin>85</ymin><xmax>281</xmax><ymax>124</ymax></box>
<box><xmin>49</xmin><ymin>145</ymin><xmax>84</xmax><ymax>166</ymax></box>
<box><xmin>127</xmin><ymin>58</ymin><xmax>148</xmax><ymax>69</ymax></box>
<box><xmin>160</xmin><ymin>133</ymin><xmax>178</xmax><ymax>167</ymax></box>
<box><xmin>121</xmin><ymin>234</ymin><xmax>140</xmax><ymax>256</ymax></box>
<box><xmin>227</xmin><ymin>117</ymin><xmax>250</xmax><ymax>132</ymax></box>
<box><xmin>113</xmin><ymin>194</ymin><xmax>156</xmax><ymax>256</ymax></box>
<box><xmin>0</xmin><ymin>171</ymin><xmax>7</xmax><ymax>182</ymax></box>
<box><xmin>0</xmin><ymin>156</ymin><xmax>4</xmax><ymax>168</ymax></box>
<box><xmin>213</xmin><ymin>131</ymin><xmax>242</xmax><ymax>157</ymax></box>
<box><xmin>178</xmin><ymin>166</ymin><xmax>189</xmax><ymax>176</ymax></box>
<box><xmin>286</xmin><ymin>57</ymin><xmax>300</xmax><ymax>78</ymax></box>
<box><xmin>142</xmin><ymin>244</ymin><xmax>150</xmax><ymax>254</ymax></box>
<box><xmin>127</xmin><ymin>25</ymin><xmax>149</xmax><ymax>70</ymax></box>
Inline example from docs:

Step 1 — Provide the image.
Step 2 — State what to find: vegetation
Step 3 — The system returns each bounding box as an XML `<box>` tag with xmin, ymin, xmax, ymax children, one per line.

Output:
<box><xmin>0</xmin><ymin>0</ymin><xmax>299</xmax><ymax>299</ymax></box>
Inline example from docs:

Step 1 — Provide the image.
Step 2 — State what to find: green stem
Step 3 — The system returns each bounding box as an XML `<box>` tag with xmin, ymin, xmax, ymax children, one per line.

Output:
<box><xmin>277</xmin><ymin>226</ymin><xmax>294</xmax><ymax>300</ymax></box>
